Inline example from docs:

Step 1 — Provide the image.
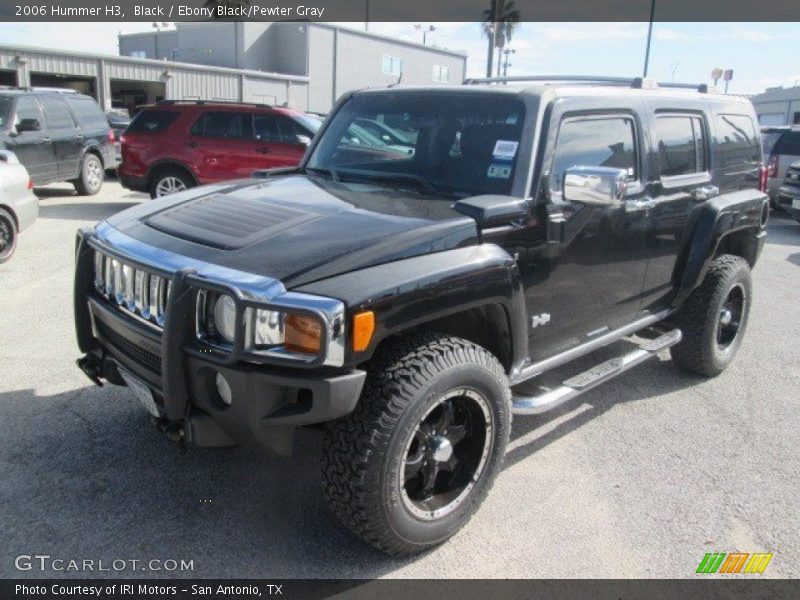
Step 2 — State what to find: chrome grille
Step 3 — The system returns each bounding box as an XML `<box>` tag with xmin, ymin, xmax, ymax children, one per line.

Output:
<box><xmin>93</xmin><ymin>250</ymin><xmax>171</xmax><ymax>328</ymax></box>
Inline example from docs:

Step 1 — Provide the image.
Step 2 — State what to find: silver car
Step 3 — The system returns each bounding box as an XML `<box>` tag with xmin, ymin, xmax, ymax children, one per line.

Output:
<box><xmin>0</xmin><ymin>149</ymin><xmax>39</xmax><ymax>263</ymax></box>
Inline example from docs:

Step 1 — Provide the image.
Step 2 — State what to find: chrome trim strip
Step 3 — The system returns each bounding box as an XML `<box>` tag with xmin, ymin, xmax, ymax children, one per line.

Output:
<box><xmin>510</xmin><ymin>309</ymin><xmax>672</xmax><ymax>385</ymax></box>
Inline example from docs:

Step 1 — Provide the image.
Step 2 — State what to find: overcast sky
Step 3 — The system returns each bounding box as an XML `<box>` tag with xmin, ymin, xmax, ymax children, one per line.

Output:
<box><xmin>0</xmin><ymin>21</ymin><xmax>797</xmax><ymax>95</ymax></box>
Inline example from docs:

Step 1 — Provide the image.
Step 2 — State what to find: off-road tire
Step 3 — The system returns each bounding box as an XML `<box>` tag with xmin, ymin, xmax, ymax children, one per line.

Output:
<box><xmin>0</xmin><ymin>208</ymin><xmax>18</xmax><ymax>263</ymax></box>
<box><xmin>73</xmin><ymin>153</ymin><xmax>104</xmax><ymax>196</ymax></box>
<box><xmin>670</xmin><ymin>254</ymin><xmax>752</xmax><ymax>376</ymax></box>
<box><xmin>321</xmin><ymin>332</ymin><xmax>511</xmax><ymax>556</ymax></box>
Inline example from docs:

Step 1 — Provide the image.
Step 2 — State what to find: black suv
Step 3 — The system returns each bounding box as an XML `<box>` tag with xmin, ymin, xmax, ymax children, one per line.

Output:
<box><xmin>0</xmin><ymin>88</ymin><xmax>116</xmax><ymax>195</ymax></box>
<box><xmin>74</xmin><ymin>77</ymin><xmax>768</xmax><ymax>556</ymax></box>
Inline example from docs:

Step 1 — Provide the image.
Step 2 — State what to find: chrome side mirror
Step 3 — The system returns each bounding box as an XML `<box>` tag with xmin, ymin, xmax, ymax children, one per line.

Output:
<box><xmin>295</xmin><ymin>134</ymin><xmax>312</xmax><ymax>147</ymax></box>
<box><xmin>562</xmin><ymin>166</ymin><xmax>628</xmax><ymax>205</ymax></box>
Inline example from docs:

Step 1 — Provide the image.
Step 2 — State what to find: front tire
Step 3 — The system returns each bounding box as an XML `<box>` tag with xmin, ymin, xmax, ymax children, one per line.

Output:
<box><xmin>670</xmin><ymin>254</ymin><xmax>752</xmax><ymax>376</ymax></box>
<box><xmin>322</xmin><ymin>333</ymin><xmax>511</xmax><ymax>556</ymax></box>
<box><xmin>0</xmin><ymin>208</ymin><xmax>18</xmax><ymax>263</ymax></box>
<box><xmin>73</xmin><ymin>153</ymin><xmax>104</xmax><ymax>196</ymax></box>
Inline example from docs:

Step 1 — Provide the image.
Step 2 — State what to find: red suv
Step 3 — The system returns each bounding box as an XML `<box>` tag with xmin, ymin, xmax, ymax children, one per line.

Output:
<box><xmin>118</xmin><ymin>100</ymin><xmax>321</xmax><ymax>198</ymax></box>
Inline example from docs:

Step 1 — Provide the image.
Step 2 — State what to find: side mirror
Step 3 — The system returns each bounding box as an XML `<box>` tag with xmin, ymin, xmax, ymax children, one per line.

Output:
<box><xmin>562</xmin><ymin>166</ymin><xmax>628</xmax><ymax>205</ymax></box>
<box><xmin>295</xmin><ymin>134</ymin><xmax>311</xmax><ymax>147</ymax></box>
<box><xmin>16</xmin><ymin>118</ymin><xmax>42</xmax><ymax>133</ymax></box>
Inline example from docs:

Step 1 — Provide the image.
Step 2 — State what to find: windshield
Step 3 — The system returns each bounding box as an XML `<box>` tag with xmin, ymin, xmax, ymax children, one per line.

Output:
<box><xmin>294</xmin><ymin>113</ymin><xmax>323</xmax><ymax>134</ymax></box>
<box><xmin>307</xmin><ymin>92</ymin><xmax>526</xmax><ymax>198</ymax></box>
<box><xmin>0</xmin><ymin>95</ymin><xmax>12</xmax><ymax>129</ymax></box>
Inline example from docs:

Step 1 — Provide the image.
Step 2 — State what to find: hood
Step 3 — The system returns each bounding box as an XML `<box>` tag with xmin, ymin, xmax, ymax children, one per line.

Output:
<box><xmin>106</xmin><ymin>175</ymin><xmax>478</xmax><ymax>287</ymax></box>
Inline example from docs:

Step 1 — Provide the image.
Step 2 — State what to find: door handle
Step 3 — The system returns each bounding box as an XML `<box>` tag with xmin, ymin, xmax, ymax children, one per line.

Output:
<box><xmin>256</xmin><ymin>147</ymin><xmax>271</xmax><ymax>154</ymax></box>
<box><xmin>624</xmin><ymin>197</ymin><xmax>657</xmax><ymax>212</ymax></box>
<box><xmin>692</xmin><ymin>185</ymin><xmax>719</xmax><ymax>201</ymax></box>
<box><xmin>42</xmin><ymin>137</ymin><xmax>51</xmax><ymax>143</ymax></box>
<box><xmin>185</xmin><ymin>141</ymin><xmax>199</xmax><ymax>148</ymax></box>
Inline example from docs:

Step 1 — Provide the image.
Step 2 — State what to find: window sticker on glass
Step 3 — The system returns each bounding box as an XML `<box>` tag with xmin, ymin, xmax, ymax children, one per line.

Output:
<box><xmin>492</xmin><ymin>140</ymin><xmax>519</xmax><ymax>161</ymax></box>
<box><xmin>487</xmin><ymin>163</ymin><xmax>513</xmax><ymax>179</ymax></box>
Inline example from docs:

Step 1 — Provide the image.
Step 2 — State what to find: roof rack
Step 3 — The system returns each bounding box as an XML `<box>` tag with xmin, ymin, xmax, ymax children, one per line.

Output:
<box><xmin>462</xmin><ymin>75</ymin><xmax>712</xmax><ymax>93</ymax></box>
<box><xmin>155</xmin><ymin>99</ymin><xmax>275</xmax><ymax>108</ymax></box>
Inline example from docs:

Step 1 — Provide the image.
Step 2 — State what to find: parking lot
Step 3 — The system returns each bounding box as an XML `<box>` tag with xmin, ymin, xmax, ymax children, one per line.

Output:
<box><xmin>1</xmin><ymin>178</ymin><xmax>799</xmax><ymax>578</ymax></box>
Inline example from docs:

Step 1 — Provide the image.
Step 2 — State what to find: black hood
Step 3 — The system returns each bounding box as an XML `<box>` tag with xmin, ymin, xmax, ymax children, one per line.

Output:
<box><xmin>106</xmin><ymin>175</ymin><xmax>478</xmax><ymax>287</ymax></box>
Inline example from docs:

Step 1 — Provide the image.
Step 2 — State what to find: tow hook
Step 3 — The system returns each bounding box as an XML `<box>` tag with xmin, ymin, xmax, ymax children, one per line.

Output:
<box><xmin>151</xmin><ymin>416</ymin><xmax>187</xmax><ymax>453</ymax></box>
<box><xmin>76</xmin><ymin>355</ymin><xmax>104</xmax><ymax>387</ymax></box>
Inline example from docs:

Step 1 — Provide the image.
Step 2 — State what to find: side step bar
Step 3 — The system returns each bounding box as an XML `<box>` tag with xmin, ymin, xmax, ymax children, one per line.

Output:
<box><xmin>511</xmin><ymin>329</ymin><xmax>682</xmax><ymax>416</ymax></box>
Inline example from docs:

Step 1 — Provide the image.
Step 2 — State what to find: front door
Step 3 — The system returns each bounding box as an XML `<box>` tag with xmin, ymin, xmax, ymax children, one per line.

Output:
<box><xmin>4</xmin><ymin>95</ymin><xmax>57</xmax><ymax>184</ymax></box>
<box><xmin>522</xmin><ymin>109</ymin><xmax>651</xmax><ymax>363</ymax></box>
<box><xmin>188</xmin><ymin>110</ymin><xmax>260</xmax><ymax>182</ymax></box>
<box><xmin>252</xmin><ymin>113</ymin><xmax>307</xmax><ymax>170</ymax></box>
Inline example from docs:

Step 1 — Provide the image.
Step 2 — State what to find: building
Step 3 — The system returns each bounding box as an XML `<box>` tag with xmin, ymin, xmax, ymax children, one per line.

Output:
<box><xmin>0</xmin><ymin>43</ymin><xmax>309</xmax><ymax>114</ymax></box>
<box><xmin>119</xmin><ymin>23</ymin><xmax>467</xmax><ymax>113</ymax></box>
<box><xmin>749</xmin><ymin>86</ymin><xmax>800</xmax><ymax>126</ymax></box>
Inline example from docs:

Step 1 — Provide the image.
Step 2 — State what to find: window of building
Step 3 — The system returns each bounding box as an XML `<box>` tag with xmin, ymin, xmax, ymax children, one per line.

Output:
<box><xmin>655</xmin><ymin>115</ymin><xmax>707</xmax><ymax>177</ymax></box>
<box><xmin>433</xmin><ymin>65</ymin><xmax>450</xmax><ymax>83</ymax></box>
<box><xmin>550</xmin><ymin>116</ymin><xmax>638</xmax><ymax>194</ymax></box>
<box><xmin>129</xmin><ymin>51</ymin><xmax>147</xmax><ymax>59</ymax></box>
<box><xmin>190</xmin><ymin>111</ymin><xmax>253</xmax><ymax>140</ymax></box>
<box><xmin>382</xmin><ymin>55</ymin><xmax>402</xmax><ymax>75</ymax></box>
<box><xmin>38</xmin><ymin>95</ymin><xmax>75</xmax><ymax>129</ymax></box>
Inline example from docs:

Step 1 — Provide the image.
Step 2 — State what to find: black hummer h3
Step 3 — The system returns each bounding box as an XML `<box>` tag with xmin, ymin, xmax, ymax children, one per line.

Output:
<box><xmin>74</xmin><ymin>76</ymin><xmax>768</xmax><ymax>556</ymax></box>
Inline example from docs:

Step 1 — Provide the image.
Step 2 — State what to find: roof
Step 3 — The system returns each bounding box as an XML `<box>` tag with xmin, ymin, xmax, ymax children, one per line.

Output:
<box><xmin>749</xmin><ymin>86</ymin><xmax>800</xmax><ymax>103</ymax></box>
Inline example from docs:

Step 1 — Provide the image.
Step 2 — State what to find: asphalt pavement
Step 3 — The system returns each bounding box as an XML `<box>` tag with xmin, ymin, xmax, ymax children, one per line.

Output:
<box><xmin>1</xmin><ymin>179</ymin><xmax>798</xmax><ymax>578</ymax></box>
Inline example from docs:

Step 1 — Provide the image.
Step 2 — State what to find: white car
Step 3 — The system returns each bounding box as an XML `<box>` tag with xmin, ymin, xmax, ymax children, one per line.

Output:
<box><xmin>0</xmin><ymin>149</ymin><xmax>39</xmax><ymax>263</ymax></box>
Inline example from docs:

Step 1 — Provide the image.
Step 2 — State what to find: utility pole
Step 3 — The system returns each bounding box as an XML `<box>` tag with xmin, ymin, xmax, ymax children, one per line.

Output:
<box><xmin>486</xmin><ymin>0</ymin><xmax>497</xmax><ymax>78</ymax></box>
<box><xmin>642</xmin><ymin>0</ymin><xmax>656</xmax><ymax>77</ymax></box>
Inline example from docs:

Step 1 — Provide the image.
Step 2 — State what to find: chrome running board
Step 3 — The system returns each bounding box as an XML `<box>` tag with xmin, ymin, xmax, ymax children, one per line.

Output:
<box><xmin>511</xmin><ymin>329</ymin><xmax>682</xmax><ymax>416</ymax></box>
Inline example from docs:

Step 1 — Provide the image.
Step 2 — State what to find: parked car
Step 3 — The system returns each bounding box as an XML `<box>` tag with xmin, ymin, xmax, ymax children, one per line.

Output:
<box><xmin>0</xmin><ymin>89</ymin><xmax>116</xmax><ymax>195</ymax></box>
<box><xmin>106</xmin><ymin>109</ymin><xmax>131</xmax><ymax>169</ymax></box>
<box><xmin>75</xmin><ymin>77</ymin><xmax>768</xmax><ymax>556</ymax></box>
<box><xmin>777</xmin><ymin>161</ymin><xmax>800</xmax><ymax>223</ymax></box>
<box><xmin>0</xmin><ymin>150</ymin><xmax>38</xmax><ymax>263</ymax></box>
<box><xmin>118</xmin><ymin>100</ymin><xmax>321</xmax><ymax>198</ymax></box>
<box><xmin>761</xmin><ymin>125</ymin><xmax>800</xmax><ymax>207</ymax></box>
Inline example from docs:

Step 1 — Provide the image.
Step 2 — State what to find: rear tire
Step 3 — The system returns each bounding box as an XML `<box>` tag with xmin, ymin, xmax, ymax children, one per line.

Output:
<box><xmin>149</xmin><ymin>168</ymin><xmax>193</xmax><ymax>199</ymax></box>
<box><xmin>0</xmin><ymin>209</ymin><xmax>17</xmax><ymax>263</ymax></box>
<box><xmin>670</xmin><ymin>254</ymin><xmax>752</xmax><ymax>377</ymax></box>
<box><xmin>73</xmin><ymin>153</ymin><xmax>104</xmax><ymax>196</ymax></box>
<box><xmin>321</xmin><ymin>333</ymin><xmax>511</xmax><ymax>556</ymax></box>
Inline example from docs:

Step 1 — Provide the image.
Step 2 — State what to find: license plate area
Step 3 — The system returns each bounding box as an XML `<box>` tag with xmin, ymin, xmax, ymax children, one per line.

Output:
<box><xmin>119</xmin><ymin>366</ymin><xmax>162</xmax><ymax>417</ymax></box>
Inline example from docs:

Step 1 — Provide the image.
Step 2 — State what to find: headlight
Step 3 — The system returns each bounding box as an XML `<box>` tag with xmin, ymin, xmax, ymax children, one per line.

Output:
<box><xmin>213</xmin><ymin>294</ymin><xmax>237</xmax><ymax>343</ymax></box>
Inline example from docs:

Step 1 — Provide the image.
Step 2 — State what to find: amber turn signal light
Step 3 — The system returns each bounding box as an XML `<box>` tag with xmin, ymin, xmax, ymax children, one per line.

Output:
<box><xmin>352</xmin><ymin>311</ymin><xmax>375</xmax><ymax>352</ymax></box>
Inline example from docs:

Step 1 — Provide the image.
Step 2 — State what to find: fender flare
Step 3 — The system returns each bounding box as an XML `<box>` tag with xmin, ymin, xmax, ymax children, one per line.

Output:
<box><xmin>672</xmin><ymin>189</ymin><xmax>768</xmax><ymax>306</ymax></box>
<box><xmin>294</xmin><ymin>244</ymin><xmax>528</xmax><ymax>371</ymax></box>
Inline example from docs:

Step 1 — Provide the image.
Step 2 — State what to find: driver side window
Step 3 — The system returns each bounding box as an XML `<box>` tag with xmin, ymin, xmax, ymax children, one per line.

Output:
<box><xmin>550</xmin><ymin>116</ymin><xmax>637</xmax><ymax>199</ymax></box>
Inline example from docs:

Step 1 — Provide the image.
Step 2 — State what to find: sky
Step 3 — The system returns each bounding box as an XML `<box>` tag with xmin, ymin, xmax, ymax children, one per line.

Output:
<box><xmin>0</xmin><ymin>21</ymin><xmax>797</xmax><ymax>95</ymax></box>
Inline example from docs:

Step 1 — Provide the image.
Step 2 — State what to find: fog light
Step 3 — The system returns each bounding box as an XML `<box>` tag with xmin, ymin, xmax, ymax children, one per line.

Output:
<box><xmin>215</xmin><ymin>372</ymin><xmax>232</xmax><ymax>406</ymax></box>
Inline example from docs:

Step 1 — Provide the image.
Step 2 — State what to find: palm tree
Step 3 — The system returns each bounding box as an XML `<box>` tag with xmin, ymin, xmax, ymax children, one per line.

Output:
<box><xmin>482</xmin><ymin>0</ymin><xmax>520</xmax><ymax>78</ymax></box>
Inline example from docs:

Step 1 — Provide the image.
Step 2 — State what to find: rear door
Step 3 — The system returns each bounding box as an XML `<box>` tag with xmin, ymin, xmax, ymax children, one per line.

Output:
<box><xmin>38</xmin><ymin>94</ymin><xmax>83</xmax><ymax>179</ymax></box>
<box><xmin>189</xmin><ymin>110</ymin><xmax>257</xmax><ymax>182</ymax></box>
<box><xmin>638</xmin><ymin>108</ymin><xmax>712</xmax><ymax>311</ymax></box>
<box><xmin>4</xmin><ymin>95</ymin><xmax>57</xmax><ymax>184</ymax></box>
<box><xmin>251</xmin><ymin>112</ymin><xmax>306</xmax><ymax>170</ymax></box>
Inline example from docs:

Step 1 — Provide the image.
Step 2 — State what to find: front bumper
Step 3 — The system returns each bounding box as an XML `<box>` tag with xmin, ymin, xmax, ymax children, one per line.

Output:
<box><xmin>74</xmin><ymin>227</ymin><xmax>365</xmax><ymax>456</ymax></box>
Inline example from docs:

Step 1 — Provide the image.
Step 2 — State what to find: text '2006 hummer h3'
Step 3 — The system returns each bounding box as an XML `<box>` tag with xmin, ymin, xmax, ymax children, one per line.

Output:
<box><xmin>75</xmin><ymin>75</ymin><xmax>769</xmax><ymax>556</ymax></box>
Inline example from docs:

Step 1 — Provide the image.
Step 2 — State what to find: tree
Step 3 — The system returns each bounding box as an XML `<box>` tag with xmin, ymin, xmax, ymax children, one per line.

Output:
<box><xmin>482</xmin><ymin>0</ymin><xmax>520</xmax><ymax>78</ymax></box>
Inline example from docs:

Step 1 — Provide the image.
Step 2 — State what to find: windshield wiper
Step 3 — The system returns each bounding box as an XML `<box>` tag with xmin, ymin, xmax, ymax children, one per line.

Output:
<box><xmin>305</xmin><ymin>166</ymin><xmax>339</xmax><ymax>182</ymax></box>
<box><xmin>339</xmin><ymin>170</ymin><xmax>444</xmax><ymax>198</ymax></box>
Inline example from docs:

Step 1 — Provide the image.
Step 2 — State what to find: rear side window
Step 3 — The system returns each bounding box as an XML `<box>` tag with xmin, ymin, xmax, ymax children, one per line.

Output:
<box><xmin>39</xmin><ymin>95</ymin><xmax>75</xmax><ymax>130</ymax></box>
<box><xmin>127</xmin><ymin>110</ymin><xmax>180</xmax><ymax>134</ymax></box>
<box><xmin>64</xmin><ymin>95</ymin><xmax>107</xmax><ymax>129</ymax></box>
<box><xmin>717</xmin><ymin>114</ymin><xmax>756</xmax><ymax>149</ymax></box>
<box><xmin>772</xmin><ymin>131</ymin><xmax>800</xmax><ymax>156</ymax></box>
<box><xmin>655</xmin><ymin>115</ymin><xmax>707</xmax><ymax>177</ymax></box>
<box><xmin>551</xmin><ymin>116</ymin><xmax>637</xmax><ymax>193</ymax></box>
<box><xmin>190</xmin><ymin>111</ymin><xmax>253</xmax><ymax>140</ymax></box>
